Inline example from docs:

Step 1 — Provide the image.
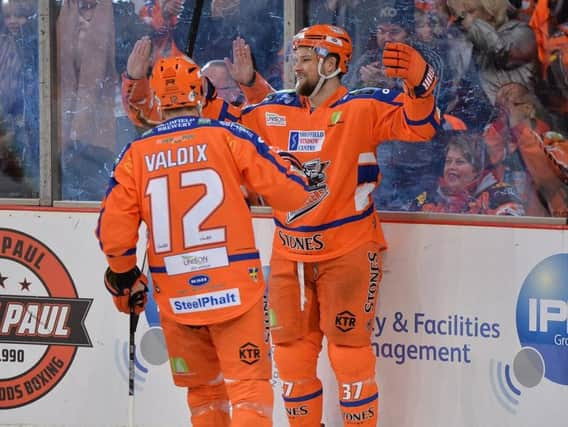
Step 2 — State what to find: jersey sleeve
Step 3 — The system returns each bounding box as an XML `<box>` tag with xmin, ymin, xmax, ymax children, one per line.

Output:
<box><xmin>96</xmin><ymin>146</ymin><xmax>141</xmax><ymax>273</ymax></box>
<box><xmin>239</xmin><ymin>71</ymin><xmax>274</xmax><ymax>105</ymax></box>
<box><xmin>227</xmin><ymin>125</ymin><xmax>308</xmax><ymax>211</ymax></box>
<box><xmin>370</xmin><ymin>89</ymin><xmax>440</xmax><ymax>143</ymax></box>
<box><xmin>121</xmin><ymin>74</ymin><xmax>161</xmax><ymax>128</ymax></box>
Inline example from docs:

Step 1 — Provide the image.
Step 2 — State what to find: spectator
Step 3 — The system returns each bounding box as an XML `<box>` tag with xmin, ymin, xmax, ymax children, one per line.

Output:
<box><xmin>56</xmin><ymin>0</ymin><xmax>151</xmax><ymax>200</ymax></box>
<box><xmin>307</xmin><ymin>0</ymin><xmax>378</xmax><ymax>66</ymax></box>
<box><xmin>415</xmin><ymin>9</ymin><xmax>445</xmax><ymax>43</ymax></box>
<box><xmin>483</xmin><ymin>82</ymin><xmax>568</xmax><ymax>216</ymax></box>
<box><xmin>202</xmin><ymin>59</ymin><xmax>245</xmax><ymax>106</ymax></box>
<box><xmin>0</xmin><ymin>106</ymin><xmax>30</xmax><ymax>197</ymax></box>
<box><xmin>529</xmin><ymin>0</ymin><xmax>568</xmax><ymax>132</ymax></box>
<box><xmin>139</xmin><ymin>0</ymin><xmax>185</xmax><ymax>59</ymax></box>
<box><xmin>447</xmin><ymin>0</ymin><xmax>538</xmax><ymax>105</ymax></box>
<box><xmin>57</xmin><ymin>0</ymin><xmax>117</xmax><ymax>200</ymax></box>
<box><xmin>172</xmin><ymin>0</ymin><xmax>283</xmax><ymax>81</ymax></box>
<box><xmin>0</xmin><ymin>0</ymin><xmax>38</xmax><ymax>191</ymax></box>
<box><xmin>411</xmin><ymin>131</ymin><xmax>525</xmax><ymax>214</ymax></box>
<box><xmin>346</xmin><ymin>0</ymin><xmax>415</xmax><ymax>89</ymax></box>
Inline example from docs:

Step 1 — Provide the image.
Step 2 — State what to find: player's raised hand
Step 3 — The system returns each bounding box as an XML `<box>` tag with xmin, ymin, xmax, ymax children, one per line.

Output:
<box><xmin>225</xmin><ymin>36</ymin><xmax>255</xmax><ymax>86</ymax></box>
<box><xmin>126</xmin><ymin>36</ymin><xmax>152</xmax><ymax>80</ymax></box>
<box><xmin>382</xmin><ymin>42</ymin><xmax>437</xmax><ymax>98</ymax></box>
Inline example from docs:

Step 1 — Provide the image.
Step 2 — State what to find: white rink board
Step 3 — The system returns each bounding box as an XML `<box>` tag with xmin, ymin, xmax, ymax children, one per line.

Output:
<box><xmin>0</xmin><ymin>209</ymin><xmax>566</xmax><ymax>427</ymax></box>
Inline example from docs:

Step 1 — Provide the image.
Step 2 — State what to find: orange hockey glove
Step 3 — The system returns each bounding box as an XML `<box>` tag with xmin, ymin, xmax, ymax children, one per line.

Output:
<box><xmin>382</xmin><ymin>42</ymin><xmax>438</xmax><ymax>98</ymax></box>
<box><xmin>104</xmin><ymin>266</ymin><xmax>148</xmax><ymax>315</ymax></box>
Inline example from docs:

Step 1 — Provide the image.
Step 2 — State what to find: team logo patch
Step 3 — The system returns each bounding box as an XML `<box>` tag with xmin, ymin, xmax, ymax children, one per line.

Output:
<box><xmin>188</xmin><ymin>274</ymin><xmax>210</xmax><ymax>286</ymax></box>
<box><xmin>0</xmin><ymin>228</ymin><xmax>92</xmax><ymax>409</ymax></box>
<box><xmin>288</xmin><ymin>130</ymin><xmax>325</xmax><ymax>152</ymax></box>
<box><xmin>265</xmin><ymin>112</ymin><xmax>287</xmax><ymax>126</ymax></box>
<box><xmin>170</xmin><ymin>357</ymin><xmax>189</xmax><ymax>374</ymax></box>
<box><xmin>248</xmin><ymin>267</ymin><xmax>259</xmax><ymax>282</ymax></box>
<box><xmin>287</xmin><ymin>159</ymin><xmax>330</xmax><ymax>223</ymax></box>
<box><xmin>336</xmin><ymin>311</ymin><xmax>357</xmax><ymax>332</ymax></box>
<box><xmin>329</xmin><ymin>111</ymin><xmax>343</xmax><ymax>126</ymax></box>
<box><xmin>239</xmin><ymin>342</ymin><xmax>261</xmax><ymax>365</ymax></box>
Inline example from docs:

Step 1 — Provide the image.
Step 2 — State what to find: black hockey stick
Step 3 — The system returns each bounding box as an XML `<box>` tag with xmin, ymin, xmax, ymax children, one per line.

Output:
<box><xmin>185</xmin><ymin>0</ymin><xmax>204</xmax><ymax>57</ymax></box>
<box><xmin>128</xmin><ymin>252</ymin><xmax>147</xmax><ymax>427</ymax></box>
<box><xmin>128</xmin><ymin>305</ymin><xmax>139</xmax><ymax>427</ymax></box>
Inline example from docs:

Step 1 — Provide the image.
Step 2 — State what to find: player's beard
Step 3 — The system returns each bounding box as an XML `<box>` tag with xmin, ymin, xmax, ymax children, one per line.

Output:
<box><xmin>295</xmin><ymin>74</ymin><xmax>320</xmax><ymax>96</ymax></box>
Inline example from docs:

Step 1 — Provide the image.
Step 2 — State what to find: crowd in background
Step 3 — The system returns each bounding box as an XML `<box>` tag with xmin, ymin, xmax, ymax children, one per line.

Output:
<box><xmin>0</xmin><ymin>0</ymin><xmax>566</xmax><ymax>217</ymax></box>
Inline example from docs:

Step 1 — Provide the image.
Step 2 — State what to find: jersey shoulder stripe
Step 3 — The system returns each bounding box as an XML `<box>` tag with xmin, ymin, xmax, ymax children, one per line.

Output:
<box><xmin>331</xmin><ymin>87</ymin><xmax>403</xmax><ymax>108</ymax></box>
<box><xmin>242</xmin><ymin>89</ymin><xmax>302</xmax><ymax>114</ymax></box>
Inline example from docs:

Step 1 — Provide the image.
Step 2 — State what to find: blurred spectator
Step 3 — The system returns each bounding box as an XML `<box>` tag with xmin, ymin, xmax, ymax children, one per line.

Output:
<box><xmin>172</xmin><ymin>0</ymin><xmax>283</xmax><ymax>83</ymax></box>
<box><xmin>410</xmin><ymin>132</ymin><xmax>525</xmax><ymax>215</ymax></box>
<box><xmin>139</xmin><ymin>0</ymin><xmax>184</xmax><ymax>58</ymax></box>
<box><xmin>307</xmin><ymin>0</ymin><xmax>378</xmax><ymax>66</ymax></box>
<box><xmin>345</xmin><ymin>0</ymin><xmax>474</xmax><ymax>119</ymax></box>
<box><xmin>57</xmin><ymin>0</ymin><xmax>118</xmax><ymax>200</ymax></box>
<box><xmin>112</xmin><ymin>1</ymin><xmax>152</xmax><ymax>149</ymax></box>
<box><xmin>202</xmin><ymin>59</ymin><xmax>244</xmax><ymax>106</ymax></box>
<box><xmin>447</xmin><ymin>0</ymin><xmax>538</xmax><ymax>105</ymax></box>
<box><xmin>0</xmin><ymin>109</ymin><xmax>31</xmax><ymax>197</ymax></box>
<box><xmin>415</xmin><ymin>9</ymin><xmax>445</xmax><ymax>43</ymax></box>
<box><xmin>483</xmin><ymin>82</ymin><xmax>568</xmax><ymax>216</ymax></box>
<box><xmin>507</xmin><ymin>0</ymin><xmax>536</xmax><ymax>22</ymax></box>
<box><xmin>529</xmin><ymin>0</ymin><xmax>568</xmax><ymax>132</ymax></box>
<box><xmin>346</xmin><ymin>0</ymin><xmax>416</xmax><ymax>89</ymax></box>
<box><xmin>0</xmin><ymin>0</ymin><xmax>39</xmax><ymax>193</ymax></box>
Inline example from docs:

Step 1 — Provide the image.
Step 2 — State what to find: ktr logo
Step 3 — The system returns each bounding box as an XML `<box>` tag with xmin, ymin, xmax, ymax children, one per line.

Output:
<box><xmin>239</xmin><ymin>342</ymin><xmax>260</xmax><ymax>365</ymax></box>
<box><xmin>336</xmin><ymin>311</ymin><xmax>356</xmax><ymax>332</ymax></box>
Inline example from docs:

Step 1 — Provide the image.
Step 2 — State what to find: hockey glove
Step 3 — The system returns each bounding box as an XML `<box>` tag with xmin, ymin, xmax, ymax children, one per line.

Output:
<box><xmin>104</xmin><ymin>266</ymin><xmax>148</xmax><ymax>315</ymax></box>
<box><xmin>382</xmin><ymin>42</ymin><xmax>438</xmax><ymax>98</ymax></box>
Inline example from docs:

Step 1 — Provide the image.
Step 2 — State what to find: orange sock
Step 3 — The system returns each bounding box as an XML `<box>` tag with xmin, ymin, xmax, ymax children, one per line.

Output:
<box><xmin>225</xmin><ymin>379</ymin><xmax>273</xmax><ymax>427</ymax></box>
<box><xmin>281</xmin><ymin>378</ymin><xmax>323</xmax><ymax>426</ymax></box>
<box><xmin>275</xmin><ymin>337</ymin><xmax>323</xmax><ymax>426</ymax></box>
<box><xmin>187</xmin><ymin>383</ymin><xmax>231</xmax><ymax>427</ymax></box>
<box><xmin>328</xmin><ymin>344</ymin><xmax>379</xmax><ymax>427</ymax></box>
<box><xmin>338</xmin><ymin>379</ymin><xmax>378</xmax><ymax>426</ymax></box>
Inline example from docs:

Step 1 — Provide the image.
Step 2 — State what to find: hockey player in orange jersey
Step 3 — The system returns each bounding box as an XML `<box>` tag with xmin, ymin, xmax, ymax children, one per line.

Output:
<box><xmin>231</xmin><ymin>25</ymin><xmax>440</xmax><ymax>426</ymax></box>
<box><xmin>97</xmin><ymin>55</ymin><xmax>311</xmax><ymax>427</ymax></box>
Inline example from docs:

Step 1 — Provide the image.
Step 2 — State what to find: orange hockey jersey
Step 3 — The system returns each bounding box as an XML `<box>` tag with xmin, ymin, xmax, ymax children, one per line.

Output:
<box><xmin>241</xmin><ymin>86</ymin><xmax>439</xmax><ymax>261</ymax></box>
<box><xmin>96</xmin><ymin>117</ymin><xmax>309</xmax><ymax>325</ymax></box>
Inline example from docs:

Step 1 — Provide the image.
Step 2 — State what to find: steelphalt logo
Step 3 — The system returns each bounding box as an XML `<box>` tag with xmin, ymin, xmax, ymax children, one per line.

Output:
<box><xmin>0</xmin><ymin>229</ymin><xmax>92</xmax><ymax>409</ymax></box>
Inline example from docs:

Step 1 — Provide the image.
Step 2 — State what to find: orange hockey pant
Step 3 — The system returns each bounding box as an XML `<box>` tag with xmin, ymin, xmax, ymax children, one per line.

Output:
<box><xmin>269</xmin><ymin>241</ymin><xmax>383</xmax><ymax>426</ymax></box>
<box><xmin>160</xmin><ymin>295</ymin><xmax>273</xmax><ymax>426</ymax></box>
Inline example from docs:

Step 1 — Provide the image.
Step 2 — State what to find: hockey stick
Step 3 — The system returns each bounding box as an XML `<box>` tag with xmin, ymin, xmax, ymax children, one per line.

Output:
<box><xmin>128</xmin><ymin>305</ymin><xmax>139</xmax><ymax>427</ymax></box>
<box><xmin>128</xmin><ymin>251</ymin><xmax>147</xmax><ymax>427</ymax></box>
<box><xmin>185</xmin><ymin>0</ymin><xmax>204</xmax><ymax>57</ymax></box>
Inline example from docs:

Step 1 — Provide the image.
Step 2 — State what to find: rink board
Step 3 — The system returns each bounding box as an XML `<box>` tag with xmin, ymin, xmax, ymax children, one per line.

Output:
<box><xmin>0</xmin><ymin>209</ymin><xmax>566</xmax><ymax>427</ymax></box>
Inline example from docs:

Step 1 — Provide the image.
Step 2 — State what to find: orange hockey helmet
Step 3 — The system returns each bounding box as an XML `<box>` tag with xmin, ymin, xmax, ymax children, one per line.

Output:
<box><xmin>292</xmin><ymin>24</ymin><xmax>353</xmax><ymax>74</ymax></box>
<box><xmin>149</xmin><ymin>55</ymin><xmax>204</xmax><ymax>110</ymax></box>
